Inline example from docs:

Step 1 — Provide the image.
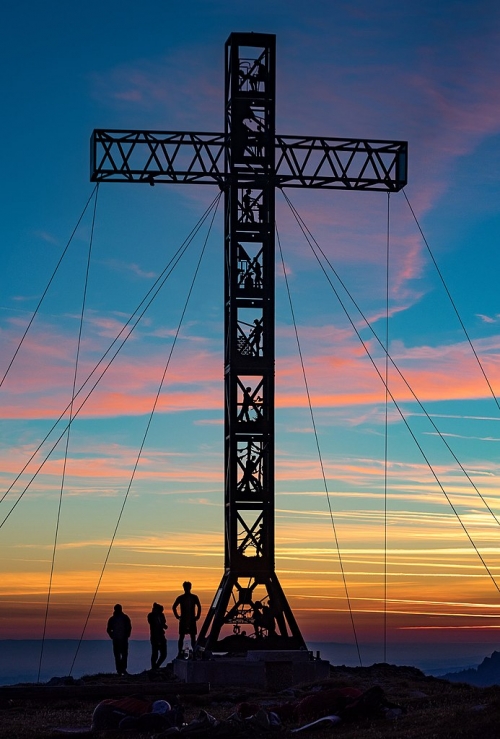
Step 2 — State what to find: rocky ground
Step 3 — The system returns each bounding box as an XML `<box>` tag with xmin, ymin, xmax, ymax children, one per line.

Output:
<box><xmin>1</xmin><ymin>662</ymin><xmax>499</xmax><ymax>739</ymax></box>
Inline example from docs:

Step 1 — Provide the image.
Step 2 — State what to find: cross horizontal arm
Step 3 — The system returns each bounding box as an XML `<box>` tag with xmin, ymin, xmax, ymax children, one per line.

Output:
<box><xmin>90</xmin><ymin>130</ymin><xmax>227</xmax><ymax>186</ymax></box>
<box><xmin>275</xmin><ymin>135</ymin><xmax>407</xmax><ymax>191</ymax></box>
<box><xmin>91</xmin><ymin>129</ymin><xmax>407</xmax><ymax>191</ymax></box>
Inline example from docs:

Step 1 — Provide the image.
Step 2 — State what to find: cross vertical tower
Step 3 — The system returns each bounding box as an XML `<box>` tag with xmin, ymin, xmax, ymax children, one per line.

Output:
<box><xmin>197</xmin><ymin>34</ymin><xmax>305</xmax><ymax>650</ymax></box>
<box><xmin>90</xmin><ymin>31</ymin><xmax>407</xmax><ymax>653</ymax></box>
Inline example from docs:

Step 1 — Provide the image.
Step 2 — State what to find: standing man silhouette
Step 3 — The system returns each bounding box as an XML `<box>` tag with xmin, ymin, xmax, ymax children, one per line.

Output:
<box><xmin>106</xmin><ymin>603</ymin><xmax>132</xmax><ymax>675</ymax></box>
<box><xmin>172</xmin><ymin>581</ymin><xmax>201</xmax><ymax>658</ymax></box>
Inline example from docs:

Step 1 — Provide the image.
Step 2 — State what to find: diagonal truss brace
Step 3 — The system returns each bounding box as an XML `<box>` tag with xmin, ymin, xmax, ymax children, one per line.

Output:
<box><xmin>91</xmin><ymin>131</ymin><xmax>227</xmax><ymax>186</ymax></box>
<box><xmin>91</xmin><ymin>129</ymin><xmax>407</xmax><ymax>190</ymax></box>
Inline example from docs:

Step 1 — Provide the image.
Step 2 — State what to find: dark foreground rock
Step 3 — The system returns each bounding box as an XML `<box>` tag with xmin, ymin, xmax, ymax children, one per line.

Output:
<box><xmin>1</xmin><ymin>662</ymin><xmax>500</xmax><ymax>739</ymax></box>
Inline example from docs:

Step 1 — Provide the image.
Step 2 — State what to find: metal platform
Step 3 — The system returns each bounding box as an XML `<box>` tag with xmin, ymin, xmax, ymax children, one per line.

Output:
<box><xmin>173</xmin><ymin>650</ymin><xmax>330</xmax><ymax>689</ymax></box>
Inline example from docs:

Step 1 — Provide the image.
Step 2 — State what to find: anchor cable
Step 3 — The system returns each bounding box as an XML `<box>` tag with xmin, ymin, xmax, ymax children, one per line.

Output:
<box><xmin>37</xmin><ymin>186</ymin><xmax>99</xmax><ymax>683</ymax></box>
<box><xmin>276</xmin><ymin>224</ymin><xmax>363</xmax><ymax>667</ymax></box>
<box><xmin>281</xmin><ymin>191</ymin><xmax>500</xmax><ymax>533</ymax></box>
<box><xmin>0</xmin><ymin>186</ymin><xmax>98</xmax><ymax>389</ymax></box>
<box><xmin>0</xmin><ymin>193</ymin><xmax>222</xmax><ymax>528</ymax></box>
<box><xmin>383</xmin><ymin>192</ymin><xmax>390</xmax><ymax>663</ymax></box>
<box><xmin>69</xmin><ymin>192</ymin><xmax>221</xmax><ymax>675</ymax></box>
<box><xmin>404</xmin><ymin>191</ymin><xmax>499</xmax><ymax>412</ymax></box>
<box><xmin>281</xmin><ymin>191</ymin><xmax>500</xmax><ymax>596</ymax></box>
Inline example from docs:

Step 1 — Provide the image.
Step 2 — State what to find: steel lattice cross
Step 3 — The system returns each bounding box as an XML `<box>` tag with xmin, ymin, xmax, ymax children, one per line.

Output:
<box><xmin>91</xmin><ymin>32</ymin><xmax>407</xmax><ymax>652</ymax></box>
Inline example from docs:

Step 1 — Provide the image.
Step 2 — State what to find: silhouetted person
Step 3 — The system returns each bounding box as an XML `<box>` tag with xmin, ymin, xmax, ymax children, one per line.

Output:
<box><xmin>240</xmin><ymin>454</ymin><xmax>259</xmax><ymax>491</ymax></box>
<box><xmin>147</xmin><ymin>602</ymin><xmax>167</xmax><ymax>670</ymax></box>
<box><xmin>106</xmin><ymin>603</ymin><xmax>132</xmax><ymax>675</ymax></box>
<box><xmin>252</xmin><ymin>600</ymin><xmax>265</xmax><ymax>635</ymax></box>
<box><xmin>252</xmin><ymin>258</ymin><xmax>262</xmax><ymax>287</ymax></box>
<box><xmin>253</xmin><ymin>600</ymin><xmax>276</xmax><ymax>637</ymax></box>
<box><xmin>172</xmin><ymin>581</ymin><xmax>201</xmax><ymax>658</ymax></box>
<box><xmin>242</xmin><ymin>189</ymin><xmax>255</xmax><ymax>222</ymax></box>
<box><xmin>238</xmin><ymin>386</ymin><xmax>253</xmax><ymax>422</ymax></box>
<box><xmin>260</xmin><ymin>603</ymin><xmax>276</xmax><ymax>636</ymax></box>
<box><xmin>250</xmin><ymin>318</ymin><xmax>263</xmax><ymax>354</ymax></box>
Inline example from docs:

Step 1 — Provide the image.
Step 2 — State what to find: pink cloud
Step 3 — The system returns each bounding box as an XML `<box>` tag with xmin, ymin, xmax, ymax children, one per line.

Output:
<box><xmin>275</xmin><ymin>31</ymin><xmax>500</xmax><ymax>315</ymax></box>
<box><xmin>2</xmin><ymin>314</ymin><xmax>499</xmax><ymax>423</ymax></box>
<box><xmin>102</xmin><ymin>259</ymin><xmax>158</xmax><ymax>280</ymax></box>
<box><xmin>476</xmin><ymin>314</ymin><xmax>499</xmax><ymax>325</ymax></box>
<box><xmin>275</xmin><ymin>190</ymin><xmax>428</xmax><ymax>317</ymax></box>
<box><xmin>0</xmin><ymin>438</ymin><xmax>224</xmax><ymax>491</ymax></box>
<box><xmin>3</xmin><ymin>433</ymin><xmax>491</xmax><ymax>493</ymax></box>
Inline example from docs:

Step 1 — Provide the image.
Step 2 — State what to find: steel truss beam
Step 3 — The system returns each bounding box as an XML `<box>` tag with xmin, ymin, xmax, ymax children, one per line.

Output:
<box><xmin>195</xmin><ymin>32</ymin><xmax>306</xmax><ymax>653</ymax></box>
<box><xmin>91</xmin><ymin>130</ymin><xmax>407</xmax><ymax>191</ymax></box>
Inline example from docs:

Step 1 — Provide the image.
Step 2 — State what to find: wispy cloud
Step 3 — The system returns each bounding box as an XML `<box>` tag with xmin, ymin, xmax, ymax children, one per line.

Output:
<box><xmin>477</xmin><ymin>313</ymin><xmax>500</xmax><ymax>324</ymax></box>
<box><xmin>102</xmin><ymin>258</ymin><xmax>158</xmax><ymax>280</ymax></box>
<box><xmin>424</xmin><ymin>431</ymin><xmax>500</xmax><ymax>443</ymax></box>
<box><xmin>32</xmin><ymin>230</ymin><xmax>59</xmax><ymax>245</ymax></box>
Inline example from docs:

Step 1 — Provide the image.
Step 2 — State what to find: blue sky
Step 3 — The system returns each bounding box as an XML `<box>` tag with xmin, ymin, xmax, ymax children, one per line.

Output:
<box><xmin>1</xmin><ymin>0</ymin><xmax>500</xmax><ymax>663</ymax></box>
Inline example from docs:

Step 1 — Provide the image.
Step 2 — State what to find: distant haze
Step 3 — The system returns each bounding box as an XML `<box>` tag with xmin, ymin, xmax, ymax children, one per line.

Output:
<box><xmin>1</xmin><ymin>640</ymin><xmax>496</xmax><ymax>686</ymax></box>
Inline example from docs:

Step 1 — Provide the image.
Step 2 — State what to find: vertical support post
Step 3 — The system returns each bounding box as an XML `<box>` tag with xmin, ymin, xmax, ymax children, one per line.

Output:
<box><xmin>197</xmin><ymin>33</ymin><xmax>305</xmax><ymax>651</ymax></box>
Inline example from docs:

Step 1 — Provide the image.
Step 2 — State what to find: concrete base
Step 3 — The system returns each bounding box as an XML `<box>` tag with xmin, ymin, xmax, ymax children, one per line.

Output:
<box><xmin>173</xmin><ymin>650</ymin><xmax>330</xmax><ymax>689</ymax></box>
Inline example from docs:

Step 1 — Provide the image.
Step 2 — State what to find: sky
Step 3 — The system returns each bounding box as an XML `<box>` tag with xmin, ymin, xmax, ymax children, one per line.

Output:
<box><xmin>1</xmin><ymin>0</ymin><xmax>500</xmax><ymax>670</ymax></box>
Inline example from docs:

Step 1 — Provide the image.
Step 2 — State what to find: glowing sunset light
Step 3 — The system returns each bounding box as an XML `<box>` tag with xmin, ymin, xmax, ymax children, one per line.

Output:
<box><xmin>1</xmin><ymin>1</ymin><xmax>500</xmax><ymax>669</ymax></box>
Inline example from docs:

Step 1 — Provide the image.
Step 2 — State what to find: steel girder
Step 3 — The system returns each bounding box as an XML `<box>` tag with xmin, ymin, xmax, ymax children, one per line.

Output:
<box><xmin>91</xmin><ymin>129</ymin><xmax>407</xmax><ymax>191</ymax></box>
<box><xmin>196</xmin><ymin>32</ymin><xmax>306</xmax><ymax>653</ymax></box>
